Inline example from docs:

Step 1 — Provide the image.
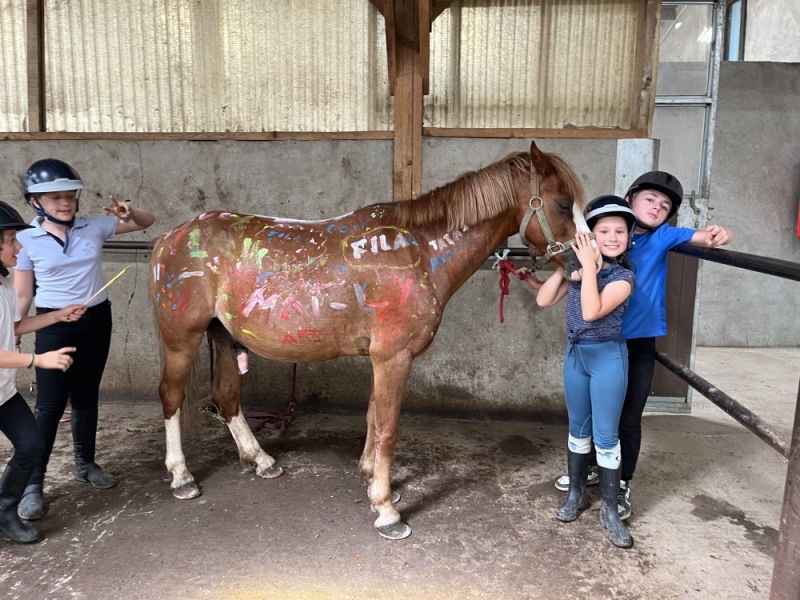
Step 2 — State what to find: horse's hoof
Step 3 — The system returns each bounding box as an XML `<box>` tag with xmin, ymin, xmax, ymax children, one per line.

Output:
<box><xmin>257</xmin><ymin>464</ymin><xmax>284</xmax><ymax>479</ymax></box>
<box><xmin>376</xmin><ymin>521</ymin><xmax>412</xmax><ymax>540</ymax></box>
<box><xmin>172</xmin><ymin>482</ymin><xmax>201</xmax><ymax>500</ymax></box>
<box><xmin>391</xmin><ymin>490</ymin><xmax>401</xmax><ymax>504</ymax></box>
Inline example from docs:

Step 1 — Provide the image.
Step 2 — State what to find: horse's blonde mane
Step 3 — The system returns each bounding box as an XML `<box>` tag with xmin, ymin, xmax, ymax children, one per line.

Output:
<box><xmin>393</xmin><ymin>150</ymin><xmax>585</xmax><ymax>231</ymax></box>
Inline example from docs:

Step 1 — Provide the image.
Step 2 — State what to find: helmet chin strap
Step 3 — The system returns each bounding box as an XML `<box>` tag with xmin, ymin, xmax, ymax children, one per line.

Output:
<box><xmin>31</xmin><ymin>196</ymin><xmax>76</xmax><ymax>253</ymax></box>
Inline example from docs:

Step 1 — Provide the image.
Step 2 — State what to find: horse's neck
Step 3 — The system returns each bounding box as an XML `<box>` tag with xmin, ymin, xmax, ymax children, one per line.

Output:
<box><xmin>423</xmin><ymin>213</ymin><xmax>516</xmax><ymax>302</ymax></box>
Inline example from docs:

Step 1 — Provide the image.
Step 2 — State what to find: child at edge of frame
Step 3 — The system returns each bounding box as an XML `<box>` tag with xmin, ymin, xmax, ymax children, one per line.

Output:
<box><xmin>0</xmin><ymin>200</ymin><xmax>84</xmax><ymax>543</ymax></box>
<box><xmin>547</xmin><ymin>171</ymin><xmax>734</xmax><ymax>522</ymax></box>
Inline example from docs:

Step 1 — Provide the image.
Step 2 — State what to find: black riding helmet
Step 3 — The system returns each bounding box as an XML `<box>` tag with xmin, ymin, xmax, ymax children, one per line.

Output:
<box><xmin>625</xmin><ymin>171</ymin><xmax>683</xmax><ymax>221</ymax></box>
<box><xmin>24</xmin><ymin>158</ymin><xmax>84</xmax><ymax>226</ymax></box>
<box><xmin>0</xmin><ymin>201</ymin><xmax>33</xmax><ymax>277</ymax></box>
<box><xmin>585</xmin><ymin>195</ymin><xmax>637</xmax><ymax>233</ymax></box>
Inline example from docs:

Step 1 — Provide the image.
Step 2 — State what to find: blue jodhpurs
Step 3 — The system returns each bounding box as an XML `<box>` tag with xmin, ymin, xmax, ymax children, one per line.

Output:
<box><xmin>563</xmin><ymin>339</ymin><xmax>628</xmax><ymax>451</ymax></box>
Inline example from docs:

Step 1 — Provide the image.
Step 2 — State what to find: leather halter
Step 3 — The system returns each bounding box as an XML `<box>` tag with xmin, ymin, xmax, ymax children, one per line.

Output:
<box><xmin>518</xmin><ymin>162</ymin><xmax>583</xmax><ymax>271</ymax></box>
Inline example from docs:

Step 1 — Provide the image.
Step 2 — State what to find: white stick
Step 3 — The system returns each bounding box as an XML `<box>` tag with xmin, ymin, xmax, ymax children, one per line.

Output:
<box><xmin>83</xmin><ymin>265</ymin><xmax>130</xmax><ymax>307</ymax></box>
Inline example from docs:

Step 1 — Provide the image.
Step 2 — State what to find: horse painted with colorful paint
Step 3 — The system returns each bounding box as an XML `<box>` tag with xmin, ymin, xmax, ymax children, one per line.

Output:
<box><xmin>150</xmin><ymin>141</ymin><xmax>588</xmax><ymax>539</ymax></box>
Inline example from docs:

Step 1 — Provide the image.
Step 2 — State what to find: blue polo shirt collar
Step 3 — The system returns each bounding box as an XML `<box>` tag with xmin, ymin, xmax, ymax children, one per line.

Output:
<box><xmin>29</xmin><ymin>216</ymin><xmax>91</xmax><ymax>236</ymax></box>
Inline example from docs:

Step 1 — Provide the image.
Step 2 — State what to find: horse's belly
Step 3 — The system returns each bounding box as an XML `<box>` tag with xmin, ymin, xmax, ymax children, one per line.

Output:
<box><xmin>239</xmin><ymin>328</ymin><xmax>371</xmax><ymax>363</ymax></box>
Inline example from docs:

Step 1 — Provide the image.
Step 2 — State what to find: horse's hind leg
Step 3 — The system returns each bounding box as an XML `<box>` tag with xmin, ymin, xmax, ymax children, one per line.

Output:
<box><xmin>208</xmin><ymin>325</ymin><xmax>283</xmax><ymax>479</ymax></box>
<box><xmin>367</xmin><ymin>350</ymin><xmax>413</xmax><ymax>540</ymax></box>
<box><xmin>160</xmin><ymin>334</ymin><xmax>205</xmax><ymax>499</ymax></box>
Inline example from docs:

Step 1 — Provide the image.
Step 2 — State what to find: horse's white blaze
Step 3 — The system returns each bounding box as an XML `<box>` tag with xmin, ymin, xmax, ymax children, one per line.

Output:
<box><xmin>227</xmin><ymin>410</ymin><xmax>276</xmax><ymax>473</ymax></box>
<box><xmin>573</xmin><ymin>203</ymin><xmax>590</xmax><ymax>233</ymax></box>
<box><xmin>165</xmin><ymin>410</ymin><xmax>193</xmax><ymax>488</ymax></box>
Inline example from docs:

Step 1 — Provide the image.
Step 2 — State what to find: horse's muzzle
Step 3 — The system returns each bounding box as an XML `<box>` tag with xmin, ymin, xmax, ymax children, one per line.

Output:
<box><xmin>561</xmin><ymin>248</ymin><xmax>583</xmax><ymax>281</ymax></box>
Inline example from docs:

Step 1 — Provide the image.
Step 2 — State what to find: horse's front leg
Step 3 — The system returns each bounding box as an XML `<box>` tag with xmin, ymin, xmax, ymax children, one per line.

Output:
<box><xmin>359</xmin><ymin>390</ymin><xmax>376</xmax><ymax>482</ymax></box>
<box><xmin>367</xmin><ymin>350</ymin><xmax>413</xmax><ymax>540</ymax></box>
<box><xmin>210</xmin><ymin>336</ymin><xmax>283</xmax><ymax>479</ymax></box>
<box><xmin>360</xmin><ymin>390</ymin><xmax>402</xmax><ymax>504</ymax></box>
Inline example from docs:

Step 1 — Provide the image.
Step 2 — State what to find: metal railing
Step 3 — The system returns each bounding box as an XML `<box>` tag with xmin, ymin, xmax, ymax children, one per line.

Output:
<box><xmin>667</xmin><ymin>242</ymin><xmax>800</xmax><ymax>600</ymax></box>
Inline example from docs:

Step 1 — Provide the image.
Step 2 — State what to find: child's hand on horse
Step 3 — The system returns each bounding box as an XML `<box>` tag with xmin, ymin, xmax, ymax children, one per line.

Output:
<box><xmin>103</xmin><ymin>196</ymin><xmax>133</xmax><ymax>221</ymax></box>
<box><xmin>54</xmin><ymin>305</ymin><xmax>87</xmax><ymax>323</ymax></box>
<box><xmin>37</xmin><ymin>347</ymin><xmax>76</xmax><ymax>372</ymax></box>
<box><xmin>572</xmin><ymin>232</ymin><xmax>602</xmax><ymax>274</ymax></box>
<box><xmin>516</xmin><ymin>266</ymin><xmax>545</xmax><ymax>290</ymax></box>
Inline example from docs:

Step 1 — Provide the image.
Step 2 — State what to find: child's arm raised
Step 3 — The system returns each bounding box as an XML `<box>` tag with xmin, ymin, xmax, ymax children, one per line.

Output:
<box><xmin>535</xmin><ymin>265</ymin><xmax>570</xmax><ymax>307</ymax></box>
<box><xmin>573</xmin><ymin>233</ymin><xmax>632</xmax><ymax>322</ymax></box>
<box><xmin>691</xmin><ymin>224</ymin><xmax>733</xmax><ymax>248</ymax></box>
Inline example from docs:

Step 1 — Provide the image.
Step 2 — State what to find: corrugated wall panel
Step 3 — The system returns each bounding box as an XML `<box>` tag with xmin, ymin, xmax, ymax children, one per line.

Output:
<box><xmin>428</xmin><ymin>0</ymin><xmax>641</xmax><ymax>129</ymax></box>
<box><xmin>44</xmin><ymin>0</ymin><xmax>392</xmax><ymax>132</ymax></box>
<box><xmin>0</xmin><ymin>0</ymin><xmax>27</xmax><ymax>131</ymax></box>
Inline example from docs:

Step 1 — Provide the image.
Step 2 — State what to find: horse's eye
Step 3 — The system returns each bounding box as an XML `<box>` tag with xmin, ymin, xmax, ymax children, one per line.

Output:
<box><xmin>557</xmin><ymin>201</ymin><xmax>572</xmax><ymax>213</ymax></box>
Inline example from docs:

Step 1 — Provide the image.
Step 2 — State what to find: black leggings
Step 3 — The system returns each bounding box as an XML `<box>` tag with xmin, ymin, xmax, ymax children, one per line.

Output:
<box><xmin>618</xmin><ymin>337</ymin><xmax>657</xmax><ymax>482</ymax></box>
<box><xmin>0</xmin><ymin>393</ymin><xmax>45</xmax><ymax>471</ymax></box>
<box><xmin>28</xmin><ymin>301</ymin><xmax>112</xmax><ymax>487</ymax></box>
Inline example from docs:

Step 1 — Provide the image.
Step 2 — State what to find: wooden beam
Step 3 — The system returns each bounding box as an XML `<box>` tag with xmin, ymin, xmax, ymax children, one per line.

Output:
<box><xmin>393</xmin><ymin>40</ymin><xmax>416</xmax><ymax>200</ymax></box>
<box><xmin>0</xmin><ymin>131</ymin><xmax>394</xmax><ymax>141</ymax></box>
<box><xmin>368</xmin><ymin>0</ymin><xmax>384</xmax><ymax>17</ymax></box>
<box><xmin>26</xmin><ymin>0</ymin><xmax>45</xmax><ymax>132</ymax></box>
<box><xmin>394</xmin><ymin>0</ymin><xmax>418</xmax><ymax>46</ymax></box>
<box><xmin>431</xmin><ymin>0</ymin><xmax>456</xmax><ymax>21</ymax></box>
<box><xmin>423</xmin><ymin>127</ymin><xmax>650</xmax><ymax>139</ymax></box>
<box><xmin>635</xmin><ymin>0</ymin><xmax>660</xmax><ymax>135</ymax></box>
<box><xmin>419</xmin><ymin>0</ymin><xmax>430</xmax><ymax>95</ymax></box>
<box><xmin>384</xmin><ymin>0</ymin><xmax>397</xmax><ymax>96</ymax></box>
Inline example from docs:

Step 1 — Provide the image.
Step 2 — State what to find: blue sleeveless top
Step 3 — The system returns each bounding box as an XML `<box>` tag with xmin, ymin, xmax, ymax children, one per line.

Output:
<box><xmin>565</xmin><ymin>263</ymin><xmax>635</xmax><ymax>343</ymax></box>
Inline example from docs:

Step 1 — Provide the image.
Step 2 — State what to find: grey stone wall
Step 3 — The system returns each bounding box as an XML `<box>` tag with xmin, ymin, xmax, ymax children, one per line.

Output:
<box><xmin>697</xmin><ymin>62</ymin><xmax>800</xmax><ymax>346</ymax></box>
<box><xmin>1</xmin><ymin>138</ymin><xmax>618</xmax><ymax>415</ymax></box>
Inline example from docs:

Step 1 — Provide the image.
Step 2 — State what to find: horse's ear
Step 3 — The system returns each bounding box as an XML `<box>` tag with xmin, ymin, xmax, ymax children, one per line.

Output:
<box><xmin>529</xmin><ymin>140</ymin><xmax>555</xmax><ymax>178</ymax></box>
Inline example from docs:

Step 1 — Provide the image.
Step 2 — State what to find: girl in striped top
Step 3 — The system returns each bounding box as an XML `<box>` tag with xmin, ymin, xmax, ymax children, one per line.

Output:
<box><xmin>526</xmin><ymin>195</ymin><xmax>636</xmax><ymax>548</ymax></box>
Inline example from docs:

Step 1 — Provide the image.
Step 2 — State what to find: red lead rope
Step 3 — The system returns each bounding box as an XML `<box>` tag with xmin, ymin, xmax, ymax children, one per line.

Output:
<box><xmin>497</xmin><ymin>259</ymin><xmax>527</xmax><ymax>323</ymax></box>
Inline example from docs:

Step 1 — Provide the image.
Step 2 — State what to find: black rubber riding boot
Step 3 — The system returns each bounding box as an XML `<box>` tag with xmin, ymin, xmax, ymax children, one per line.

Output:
<box><xmin>0</xmin><ymin>465</ymin><xmax>40</xmax><ymax>543</ymax></box>
<box><xmin>72</xmin><ymin>408</ymin><xmax>118</xmax><ymax>490</ymax></box>
<box><xmin>598</xmin><ymin>466</ymin><xmax>633</xmax><ymax>548</ymax></box>
<box><xmin>556</xmin><ymin>450</ymin><xmax>588</xmax><ymax>522</ymax></box>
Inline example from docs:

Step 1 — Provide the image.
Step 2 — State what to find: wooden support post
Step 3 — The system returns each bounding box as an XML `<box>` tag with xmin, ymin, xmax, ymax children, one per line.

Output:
<box><xmin>26</xmin><ymin>0</ymin><xmax>45</xmax><ymax>132</ymax></box>
<box><xmin>392</xmin><ymin>39</ymin><xmax>422</xmax><ymax>201</ymax></box>
<box><xmin>770</xmin><ymin>378</ymin><xmax>800</xmax><ymax>600</ymax></box>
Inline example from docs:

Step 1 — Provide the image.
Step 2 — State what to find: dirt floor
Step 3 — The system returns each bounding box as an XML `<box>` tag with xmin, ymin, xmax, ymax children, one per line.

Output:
<box><xmin>0</xmin><ymin>347</ymin><xmax>798</xmax><ymax>600</ymax></box>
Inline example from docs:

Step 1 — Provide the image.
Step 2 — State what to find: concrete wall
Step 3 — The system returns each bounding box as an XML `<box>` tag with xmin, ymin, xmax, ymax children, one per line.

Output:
<box><xmin>745</xmin><ymin>0</ymin><xmax>800</xmax><ymax>62</ymax></box>
<box><xmin>697</xmin><ymin>62</ymin><xmax>800</xmax><ymax>346</ymax></box>
<box><xmin>0</xmin><ymin>138</ymin><xmax>623</xmax><ymax>415</ymax></box>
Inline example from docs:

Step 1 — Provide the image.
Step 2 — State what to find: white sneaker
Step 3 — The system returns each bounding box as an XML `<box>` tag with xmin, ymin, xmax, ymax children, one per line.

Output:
<box><xmin>618</xmin><ymin>480</ymin><xmax>632</xmax><ymax>520</ymax></box>
<box><xmin>554</xmin><ymin>466</ymin><xmax>599</xmax><ymax>492</ymax></box>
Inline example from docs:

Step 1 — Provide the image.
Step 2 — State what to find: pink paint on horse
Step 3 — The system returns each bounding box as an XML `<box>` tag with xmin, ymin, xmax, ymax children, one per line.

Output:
<box><xmin>150</xmin><ymin>142</ymin><xmax>588</xmax><ymax>539</ymax></box>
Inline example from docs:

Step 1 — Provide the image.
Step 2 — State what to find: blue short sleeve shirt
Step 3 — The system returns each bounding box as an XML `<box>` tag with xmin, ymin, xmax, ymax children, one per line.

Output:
<box><xmin>565</xmin><ymin>263</ymin><xmax>635</xmax><ymax>342</ymax></box>
<box><xmin>16</xmin><ymin>215</ymin><xmax>119</xmax><ymax>308</ymax></box>
<box><xmin>621</xmin><ymin>225</ymin><xmax>696</xmax><ymax>340</ymax></box>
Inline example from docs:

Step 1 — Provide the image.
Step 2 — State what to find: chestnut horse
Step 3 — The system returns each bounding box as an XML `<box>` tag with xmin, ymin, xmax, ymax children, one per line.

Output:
<box><xmin>150</xmin><ymin>141</ymin><xmax>587</xmax><ymax>539</ymax></box>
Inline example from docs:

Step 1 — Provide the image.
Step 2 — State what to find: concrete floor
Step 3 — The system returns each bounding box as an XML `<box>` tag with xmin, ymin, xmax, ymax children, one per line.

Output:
<box><xmin>0</xmin><ymin>347</ymin><xmax>798</xmax><ymax>600</ymax></box>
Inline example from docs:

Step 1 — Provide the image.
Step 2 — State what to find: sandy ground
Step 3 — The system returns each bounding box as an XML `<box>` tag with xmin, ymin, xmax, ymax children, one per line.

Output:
<box><xmin>0</xmin><ymin>347</ymin><xmax>797</xmax><ymax>600</ymax></box>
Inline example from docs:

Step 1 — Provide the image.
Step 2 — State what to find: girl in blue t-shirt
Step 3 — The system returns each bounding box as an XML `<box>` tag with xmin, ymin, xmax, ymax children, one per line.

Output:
<box><xmin>526</xmin><ymin>195</ymin><xmax>636</xmax><ymax>548</ymax></box>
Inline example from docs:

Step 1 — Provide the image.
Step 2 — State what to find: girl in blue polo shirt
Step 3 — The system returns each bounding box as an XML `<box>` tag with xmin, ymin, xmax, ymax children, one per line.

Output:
<box><xmin>14</xmin><ymin>159</ymin><xmax>156</xmax><ymax>521</ymax></box>
<box><xmin>531</xmin><ymin>195</ymin><xmax>636</xmax><ymax>548</ymax></box>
